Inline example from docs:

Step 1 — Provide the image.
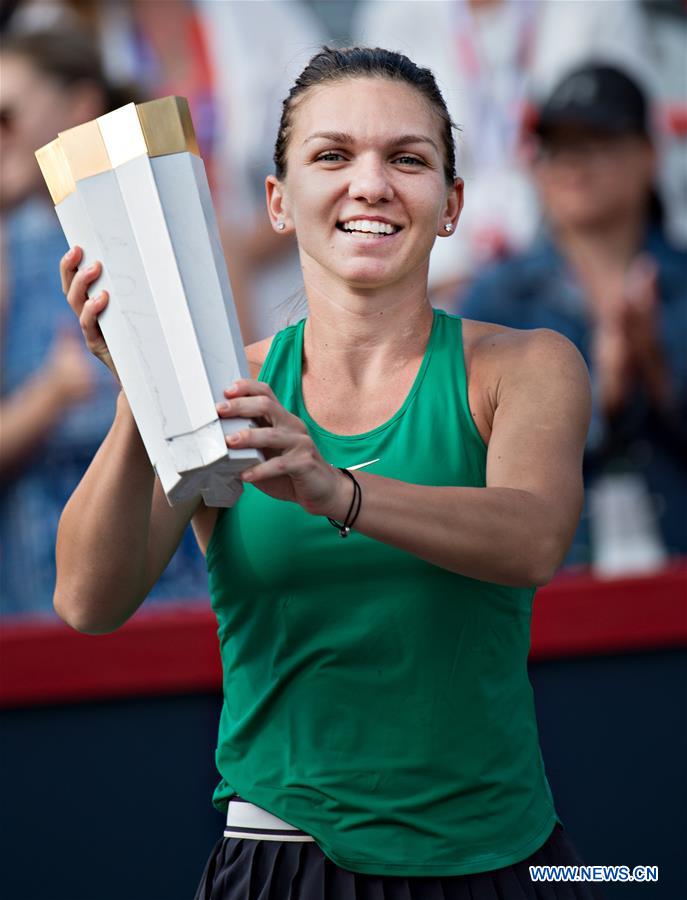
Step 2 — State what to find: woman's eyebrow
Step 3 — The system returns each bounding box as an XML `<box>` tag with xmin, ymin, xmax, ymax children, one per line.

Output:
<box><xmin>303</xmin><ymin>130</ymin><xmax>352</xmax><ymax>146</ymax></box>
<box><xmin>303</xmin><ymin>131</ymin><xmax>439</xmax><ymax>152</ymax></box>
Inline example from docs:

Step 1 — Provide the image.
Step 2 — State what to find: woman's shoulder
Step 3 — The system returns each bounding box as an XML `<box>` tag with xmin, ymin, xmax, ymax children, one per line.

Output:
<box><xmin>244</xmin><ymin>315</ymin><xmax>305</xmax><ymax>378</ymax></box>
<box><xmin>462</xmin><ymin>317</ymin><xmax>582</xmax><ymax>365</ymax></box>
<box><xmin>461</xmin><ymin>317</ymin><xmax>588</xmax><ymax>393</ymax></box>
<box><xmin>458</xmin><ymin>318</ymin><xmax>589</xmax><ymax>444</ymax></box>
<box><xmin>245</xmin><ymin>335</ymin><xmax>275</xmax><ymax>379</ymax></box>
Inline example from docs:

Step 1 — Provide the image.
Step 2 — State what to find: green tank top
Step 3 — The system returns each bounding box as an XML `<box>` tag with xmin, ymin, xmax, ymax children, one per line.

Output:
<box><xmin>206</xmin><ymin>308</ymin><xmax>559</xmax><ymax>876</ymax></box>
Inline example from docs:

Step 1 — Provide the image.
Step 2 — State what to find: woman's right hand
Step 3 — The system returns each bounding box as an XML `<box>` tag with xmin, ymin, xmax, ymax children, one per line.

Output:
<box><xmin>60</xmin><ymin>246</ymin><xmax>118</xmax><ymax>380</ymax></box>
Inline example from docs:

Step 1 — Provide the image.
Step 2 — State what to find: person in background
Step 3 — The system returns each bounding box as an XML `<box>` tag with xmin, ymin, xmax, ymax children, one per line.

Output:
<box><xmin>355</xmin><ymin>0</ymin><xmax>652</xmax><ymax>304</ymax></box>
<box><xmin>0</xmin><ymin>28</ymin><xmax>208</xmax><ymax>616</ymax></box>
<box><xmin>459</xmin><ymin>63</ymin><xmax>687</xmax><ymax>569</ymax></box>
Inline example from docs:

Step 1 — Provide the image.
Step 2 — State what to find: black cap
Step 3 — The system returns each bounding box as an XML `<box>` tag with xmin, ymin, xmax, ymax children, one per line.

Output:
<box><xmin>535</xmin><ymin>63</ymin><xmax>650</xmax><ymax>139</ymax></box>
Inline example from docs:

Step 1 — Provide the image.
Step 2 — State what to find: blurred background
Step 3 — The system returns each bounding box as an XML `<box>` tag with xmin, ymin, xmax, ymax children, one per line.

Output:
<box><xmin>0</xmin><ymin>2</ymin><xmax>685</xmax><ymax>899</ymax></box>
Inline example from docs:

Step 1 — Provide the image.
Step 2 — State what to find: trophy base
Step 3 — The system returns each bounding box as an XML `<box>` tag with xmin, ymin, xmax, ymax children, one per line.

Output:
<box><xmin>160</xmin><ymin>452</ymin><xmax>261</xmax><ymax>508</ymax></box>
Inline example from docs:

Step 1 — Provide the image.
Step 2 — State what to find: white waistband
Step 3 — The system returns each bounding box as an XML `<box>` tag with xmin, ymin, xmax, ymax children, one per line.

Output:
<box><xmin>224</xmin><ymin>796</ymin><xmax>315</xmax><ymax>842</ymax></box>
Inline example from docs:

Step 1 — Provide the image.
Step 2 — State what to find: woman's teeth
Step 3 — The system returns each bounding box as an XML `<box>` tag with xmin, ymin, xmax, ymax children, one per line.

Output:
<box><xmin>340</xmin><ymin>220</ymin><xmax>398</xmax><ymax>235</ymax></box>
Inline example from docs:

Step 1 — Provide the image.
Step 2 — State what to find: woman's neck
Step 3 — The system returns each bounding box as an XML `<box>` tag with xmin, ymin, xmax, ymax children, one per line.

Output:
<box><xmin>301</xmin><ymin>271</ymin><xmax>434</xmax><ymax>390</ymax></box>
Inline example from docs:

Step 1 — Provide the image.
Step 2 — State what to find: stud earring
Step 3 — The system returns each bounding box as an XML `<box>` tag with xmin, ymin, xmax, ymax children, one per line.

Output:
<box><xmin>444</xmin><ymin>223</ymin><xmax>453</xmax><ymax>233</ymax></box>
<box><xmin>276</xmin><ymin>221</ymin><xmax>286</xmax><ymax>231</ymax></box>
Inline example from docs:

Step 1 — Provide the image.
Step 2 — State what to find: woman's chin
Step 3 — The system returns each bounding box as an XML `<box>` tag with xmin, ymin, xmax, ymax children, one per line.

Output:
<box><xmin>302</xmin><ymin>251</ymin><xmax>420</xmax><ymax>293</ymax></box>
<box><xmin>335</xmin><ymin>262</ymin><xmax>403</xmax><ymax>290</ymax></box>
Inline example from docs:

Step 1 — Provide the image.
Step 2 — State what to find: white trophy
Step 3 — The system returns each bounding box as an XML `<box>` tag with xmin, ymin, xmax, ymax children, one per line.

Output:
<box><xmin>36</xmin><ymin>97</ymin><xmax>262</xmax><ymax>507</ymax></box>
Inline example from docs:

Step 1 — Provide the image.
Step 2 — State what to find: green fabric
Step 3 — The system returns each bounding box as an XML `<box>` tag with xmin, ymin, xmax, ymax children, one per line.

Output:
<box><xmin>206</xmin><ymin>309</ymin><xmax>559</xmax><ymax>875</ymax></box>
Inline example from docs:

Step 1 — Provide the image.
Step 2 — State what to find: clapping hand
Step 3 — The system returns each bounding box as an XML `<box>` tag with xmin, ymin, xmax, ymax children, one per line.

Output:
<box><xmin>593</xmin><ymin>255</ymin><xmax>667</xmax><ymax>417</ymax></box>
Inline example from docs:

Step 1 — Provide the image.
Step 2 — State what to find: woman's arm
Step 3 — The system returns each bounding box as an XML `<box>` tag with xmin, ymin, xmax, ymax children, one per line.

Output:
<box><xmin>53</xmin><ymin>248</ymin><xmax>201</xmax><ymax>633</ymax></box>
<box><xmin>54</xmin><ymin>391</ymin><xmax>200</xmax><ymax>633</ymax></box>
<box><xmin>221</xmin><ymin>328</ymin><xmax>591</xmax><ymax>587</ymax></box>
<box><xmin>349</xmin><ymin>329</ymin><xmax>591</xmax><ymax>585</ymax></box>
<box><xmin>52</xmin><ymin>248</ymin><xmax>273</xmax><ymax>632</ymax></box>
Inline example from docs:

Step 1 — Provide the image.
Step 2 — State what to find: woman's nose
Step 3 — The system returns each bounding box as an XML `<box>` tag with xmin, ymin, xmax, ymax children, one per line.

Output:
<box><xmin>348</xmin><ymin>155</ymin><xmax>394</xmax><ymax>204</ymax></box>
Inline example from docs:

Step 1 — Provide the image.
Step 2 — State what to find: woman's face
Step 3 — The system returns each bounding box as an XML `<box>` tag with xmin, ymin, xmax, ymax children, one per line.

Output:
<box><xmin>267</xmin><ymin>77</ymin><xmax>462</xmax><ymax>293</ymax></box>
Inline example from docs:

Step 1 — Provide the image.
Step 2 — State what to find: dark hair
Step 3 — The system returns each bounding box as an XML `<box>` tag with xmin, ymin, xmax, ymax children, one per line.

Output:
<box><xmin>274</xmin><ymin>46</ymin><xmax>458</xmax><ymax>185</ymax></box>
<box><xmin>1</xmin><ymin>28</ymin><xmax>137</xmax><ymax>111</ymax></box>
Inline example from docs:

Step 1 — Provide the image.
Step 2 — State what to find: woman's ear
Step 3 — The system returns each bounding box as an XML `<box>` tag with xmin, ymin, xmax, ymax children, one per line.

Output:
<box><xmin>437</xmin><ymin>177</ymin><xmax>464</xmax><ymax>237</ymax></box>
<box><xmin>265</xmin><ymin>175</ymin><xmax>293</xmax><ymax>233</ymax></box>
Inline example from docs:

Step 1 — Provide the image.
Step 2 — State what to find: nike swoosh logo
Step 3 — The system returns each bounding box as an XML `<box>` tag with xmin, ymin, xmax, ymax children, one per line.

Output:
<box><xmin>347</xmin><ymin>458</ymin><xmax>380</xmax><ymax>471</ymax></box>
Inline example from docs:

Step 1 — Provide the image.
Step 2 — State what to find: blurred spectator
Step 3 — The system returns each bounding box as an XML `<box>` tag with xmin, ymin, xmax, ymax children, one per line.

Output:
<box><xmin>459</xmin><ymin>64</ymin><xmax>687</xmax><ymax>571</ymax></box>
<box><xmin>0</xmin><ymin>29</ymin><xmax>208</xmax><ymax>617</ymax></box>
<box><xmin>355</xmin><ymin>0</ymin><xmax>653</xmax><ymax>303</ymax></box>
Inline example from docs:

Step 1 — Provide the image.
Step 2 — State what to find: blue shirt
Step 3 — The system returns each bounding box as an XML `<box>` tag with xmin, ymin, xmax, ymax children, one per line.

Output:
<box><xmin>0</xmin><ymin>198</ymin><xmax>209</xmax><ymax>617</ymax></box>
<box><xmin>459</xmin><ymin>227</ymin><xmax>687</xmax><ymax>564</ymax></box>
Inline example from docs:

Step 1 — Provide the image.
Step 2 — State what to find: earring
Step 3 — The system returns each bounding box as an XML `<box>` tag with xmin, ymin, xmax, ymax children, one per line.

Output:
<box><xmin>276</xmin><ymin>221</ymin><xmax>286</xmax><ymax>231</ymax></box>
<box><xmin>444</xmin><ymin>223</ymin><xmax>453</xmax><ymax>233</ymax></box>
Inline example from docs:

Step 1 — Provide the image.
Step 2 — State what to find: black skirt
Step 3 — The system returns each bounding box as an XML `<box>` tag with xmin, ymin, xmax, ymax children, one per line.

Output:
<box><xmin>194</xmin><ymin>823</ymin><xmax>604</xmax><ymax>900</ymax></box>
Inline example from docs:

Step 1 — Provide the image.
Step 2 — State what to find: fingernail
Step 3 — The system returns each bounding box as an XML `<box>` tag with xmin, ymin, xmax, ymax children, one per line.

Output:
<box><xmin>217</xmin><ymin>401</ymin><xmax>230</xmax><ymax>413</ymax></box>
<box><xmin>242</xmin><ymin>470</ymin><xmax>253</xmax><ymax>481</ymax></box>
<box><xmin>226</xmin><ymin>383</ymin><xmax>238</xmax><ymax>394</ymax></box>
<box><xmin>228</xmin><ymin>432</ymin><xmax>240</xmax><ymax>444</ymax></box>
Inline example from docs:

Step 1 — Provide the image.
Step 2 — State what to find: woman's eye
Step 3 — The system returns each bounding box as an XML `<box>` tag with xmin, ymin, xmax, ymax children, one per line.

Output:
<box><xmin>394</xmin><ymin>155</ymin><xmax>424</xmax><ymax>166</ymax></box>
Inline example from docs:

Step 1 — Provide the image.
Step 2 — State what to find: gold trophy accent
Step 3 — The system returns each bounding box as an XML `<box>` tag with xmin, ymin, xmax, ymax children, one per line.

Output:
<box><xmin>34</xmin><ymin>139</ymin><xmax>75</xmax><ymax>205</ymax></box>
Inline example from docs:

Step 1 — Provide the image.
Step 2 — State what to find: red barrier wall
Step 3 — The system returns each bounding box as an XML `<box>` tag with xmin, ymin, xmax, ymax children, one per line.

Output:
<box><xmin>1</xmin><ymin>563</ymin><xmax>685</xmax><ymax>709</ymax></box>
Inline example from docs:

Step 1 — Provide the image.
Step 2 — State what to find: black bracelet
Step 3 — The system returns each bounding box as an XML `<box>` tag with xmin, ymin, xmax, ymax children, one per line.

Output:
<box><xmin>327</xmin><ymin>468</ymin><xmax>362</xmax><ymax>538</ymax></box>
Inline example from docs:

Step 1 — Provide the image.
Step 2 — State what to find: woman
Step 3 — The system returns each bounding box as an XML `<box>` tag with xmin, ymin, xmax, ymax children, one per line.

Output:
<box><xmin>57</xmin><ymin>47</ymin><xmax>595</xmax><ymax>900</ymax></box>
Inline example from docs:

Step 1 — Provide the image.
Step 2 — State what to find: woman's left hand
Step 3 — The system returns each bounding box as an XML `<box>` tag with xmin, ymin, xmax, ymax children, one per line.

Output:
<box><xmin>217</xmin><ymin>379</ymin><xmax>349</xmax><ymax>517</ymax></box>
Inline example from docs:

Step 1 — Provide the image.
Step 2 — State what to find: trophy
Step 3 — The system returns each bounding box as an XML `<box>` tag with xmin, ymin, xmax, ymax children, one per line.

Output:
<box><xmin>35</xmin><ymin>97</ymin><xmax>262</xmax><ymax>506</ymax></box>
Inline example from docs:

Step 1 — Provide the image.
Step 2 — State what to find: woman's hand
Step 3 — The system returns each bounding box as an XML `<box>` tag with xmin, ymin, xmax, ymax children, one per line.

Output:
<box><xmin>60</xmin><ymin>246</ymin><xmax>118</xmax><ymax>381</ymax></box>
<box><xmin>217</xmin><ymin>379</ymin><xmax>351</xmax><ymax>518</ymax></box>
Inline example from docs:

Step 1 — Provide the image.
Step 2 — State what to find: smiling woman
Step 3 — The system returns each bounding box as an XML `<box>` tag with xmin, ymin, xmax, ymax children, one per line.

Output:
<box><xmin>264</xmin><ymin>70</ymin><xmax>461</xmax><ymax>297</ymax></box>
<box><xmin>55</xmin><ymin>46</ymin><xmax>596</xmax><ymax>900</ymax></box>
